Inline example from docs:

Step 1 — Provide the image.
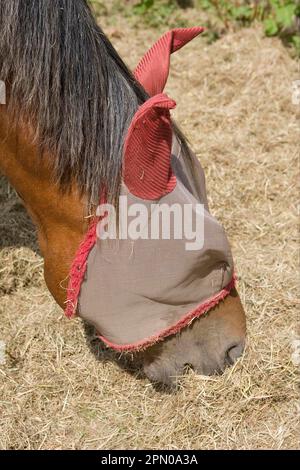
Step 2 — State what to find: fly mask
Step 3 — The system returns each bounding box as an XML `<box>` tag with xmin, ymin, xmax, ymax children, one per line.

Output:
<box><xmin>65</xmin><ymin>28</ymin><xmax>236</xmax><ymax>351</ymax></box>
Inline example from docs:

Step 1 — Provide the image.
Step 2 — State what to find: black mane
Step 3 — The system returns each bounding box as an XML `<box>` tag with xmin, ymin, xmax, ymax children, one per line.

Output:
<box><xmin>0</xmin><ymin>0</ymin><xmax>191</xmax><ymax>206</ymax></box>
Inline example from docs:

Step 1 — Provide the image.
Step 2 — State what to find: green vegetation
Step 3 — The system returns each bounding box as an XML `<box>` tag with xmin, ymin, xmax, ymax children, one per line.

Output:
<box><xmin>196</xmin><ymin>1</ymin><xmax>300</xmax><ymax>53</ymax></box>
<box><xmin>90</xmin><ymin>1</ymin><xmax>300</xmax><ymax>56</ymax></box>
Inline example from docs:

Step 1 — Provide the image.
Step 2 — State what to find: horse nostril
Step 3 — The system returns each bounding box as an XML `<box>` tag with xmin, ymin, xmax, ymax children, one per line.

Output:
<box><xmin>183</xmin><ymin>363</ymin><xmax>194</xmax><ymax>372</ymax></box>
<box><xmin>225</xmin><ymin>341</ymin><xmax>245</xmax><ymax>365</ymax></box>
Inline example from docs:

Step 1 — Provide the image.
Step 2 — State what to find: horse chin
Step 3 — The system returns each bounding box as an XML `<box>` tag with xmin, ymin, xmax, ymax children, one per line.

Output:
<box><xmin>142</xmin><ymin>288</ymin><xmax>246</xmax><ymax>387</ymax></box>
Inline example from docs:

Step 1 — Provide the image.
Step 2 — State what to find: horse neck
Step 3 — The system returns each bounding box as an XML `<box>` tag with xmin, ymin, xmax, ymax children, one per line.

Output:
<box><xmin>0</xmin><ymin>108</ymin><xmax>88</xmax><ymax>308</ymax></box>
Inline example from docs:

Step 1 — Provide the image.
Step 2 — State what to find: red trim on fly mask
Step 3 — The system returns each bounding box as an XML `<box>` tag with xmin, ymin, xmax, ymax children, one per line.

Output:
<box><xmin>65</xmin><ymin>219</ymin><xmax>97</xmax><ymax>318</ymax></box>
<box><xmin>98</xmin><ymin>274</ymin><xmax>236</xmax><ymax>352</ymax></box>
<box><xmin>65</xmin><ymin>194</ymin><xmax>107</xmax><ymax>319</ymax></box>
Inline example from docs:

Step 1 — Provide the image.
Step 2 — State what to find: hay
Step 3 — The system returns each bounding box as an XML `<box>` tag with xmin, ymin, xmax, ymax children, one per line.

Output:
<box><xmin>0</xmin><ymin>25</ymin><xmax>299</xmax><ymax>449</ymax></box>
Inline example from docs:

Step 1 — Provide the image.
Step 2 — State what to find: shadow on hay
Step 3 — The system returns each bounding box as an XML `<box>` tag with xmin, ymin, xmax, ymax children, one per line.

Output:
<box><xmin>0</xmin><ymin>176</ymin><xmax>39</xmax><ymax>252</ymax></box>
<box><xmin>83</xmin><ymin>322</ymin><xmax>177</xmax><ymax>393</ymax></box>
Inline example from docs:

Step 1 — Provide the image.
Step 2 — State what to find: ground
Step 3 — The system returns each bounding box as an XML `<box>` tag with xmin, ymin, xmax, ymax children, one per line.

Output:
<box><xmin>0</xmin><ymin>17</ymin><xmax>299</xmax><ymax>450</ymax></box>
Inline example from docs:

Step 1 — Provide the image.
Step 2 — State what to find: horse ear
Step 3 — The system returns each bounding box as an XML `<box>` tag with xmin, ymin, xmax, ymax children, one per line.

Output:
<box><xmin>134</xmin><ymin>27</ymin><xmax>204</xmax><ymax>96</ymax></box>
<box><xmin>123</xmin><ymin>94</ymin><xmax>176</xmax><ymax>200</ymax></box>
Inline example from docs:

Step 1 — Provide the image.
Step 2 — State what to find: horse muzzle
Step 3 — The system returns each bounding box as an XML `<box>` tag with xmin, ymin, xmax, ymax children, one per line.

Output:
<box><xmin>142</xmin><ymin>288</ymin><xmax>246</xmax><ymax>387</ymax></box>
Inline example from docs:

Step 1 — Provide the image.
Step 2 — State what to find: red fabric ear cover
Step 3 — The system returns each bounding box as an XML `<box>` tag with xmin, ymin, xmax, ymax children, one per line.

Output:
<box><xmin>123</xmin><ymin>27</ymin><xmax>204</xmax><ymax>200</ymax></box>
<box><xmin>134</xmin><ymin>27</ymin><xmax>204</xmax><ymax>97</ymax></box>
<box><xmin>123</xmin><ymin>94</ymin><xmax>176</xmax><ymax>200</ymax></box>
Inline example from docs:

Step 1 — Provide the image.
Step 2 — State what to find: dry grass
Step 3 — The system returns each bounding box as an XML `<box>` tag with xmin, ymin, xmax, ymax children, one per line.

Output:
<box><xmin>0</xmin><ymin>24</ymin><xmax>299</xmax><ymax>449</ymax></box>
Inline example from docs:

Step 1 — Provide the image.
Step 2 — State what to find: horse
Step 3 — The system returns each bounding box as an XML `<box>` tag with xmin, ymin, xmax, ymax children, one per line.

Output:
<box><xmin>0</xmin><ymin>0</ymin><xmax>246</xmax><ymax>386</ymax></box>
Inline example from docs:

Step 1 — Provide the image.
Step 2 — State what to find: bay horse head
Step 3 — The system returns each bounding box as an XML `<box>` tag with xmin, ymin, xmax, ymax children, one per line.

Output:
<box><xmin>0</xmin><ymin>0</ymin><xmax>246</xmax><ymax>387</ymax></box>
